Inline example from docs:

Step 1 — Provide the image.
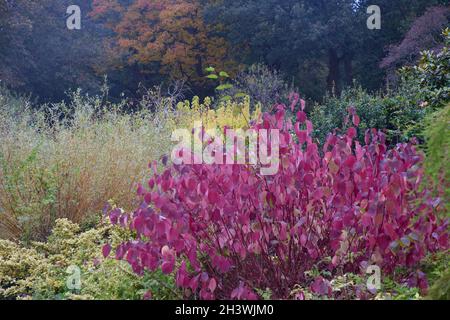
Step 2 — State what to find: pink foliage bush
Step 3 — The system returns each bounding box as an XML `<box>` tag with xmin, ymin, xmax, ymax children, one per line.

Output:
<box><xmin>106</xmin><ymin>96</ymin><xmax>448</xmax><ymax>299</ymax></box>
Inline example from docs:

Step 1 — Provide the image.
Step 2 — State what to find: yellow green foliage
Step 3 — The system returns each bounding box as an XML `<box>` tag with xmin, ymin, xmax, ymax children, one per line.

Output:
<box><xmin>0</xmin><ymin>219</ymin><xmax>177</xmax><ymax>300</ymax></box>
<box><xmin>171</xmin><ymin>95</ymin><xmax>261</xmax><ymax>131</ymax></box>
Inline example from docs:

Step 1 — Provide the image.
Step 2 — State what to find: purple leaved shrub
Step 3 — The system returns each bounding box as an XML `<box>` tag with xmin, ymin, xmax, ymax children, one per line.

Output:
<box><xmin>105</xmin><ymin>95</ymin><xmax>448</xmax><ymax>299</ymax></box>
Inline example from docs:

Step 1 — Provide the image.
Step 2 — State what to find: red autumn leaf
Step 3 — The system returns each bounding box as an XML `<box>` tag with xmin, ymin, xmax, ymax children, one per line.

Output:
<box><xmin>102</xmin><ymin>243</ymin><xmax>112</xmax><ymax>258</ymax></box>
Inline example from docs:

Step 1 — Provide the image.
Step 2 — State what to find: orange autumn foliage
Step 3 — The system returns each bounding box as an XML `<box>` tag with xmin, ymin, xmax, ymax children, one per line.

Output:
<box><xmin>90</xmin><ymin>0</ymin><xmax>237</xmax><ymax>83</ymax></box>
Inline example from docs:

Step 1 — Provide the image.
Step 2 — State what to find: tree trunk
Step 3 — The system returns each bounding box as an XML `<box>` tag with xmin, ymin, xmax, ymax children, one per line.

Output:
<box><xmin>343</xmin><ymin>53</ymin><xmax>353</xmax><ymax>87</ymax></box>
<box><xmin>327</xmin><ymin>48</ymin><xmax>340</xmax><ymax>95</ymax></box>
<box><xmin>195</xmin><ymin>54</ymin><xmax>204</xmax><ymax>78</ymax></box>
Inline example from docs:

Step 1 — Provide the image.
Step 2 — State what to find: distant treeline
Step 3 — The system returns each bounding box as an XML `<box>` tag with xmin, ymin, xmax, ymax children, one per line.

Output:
<box><xmin>0</xmin><ymin>0</ymin><xmax>448</xmax><ymax>103</ymax></box>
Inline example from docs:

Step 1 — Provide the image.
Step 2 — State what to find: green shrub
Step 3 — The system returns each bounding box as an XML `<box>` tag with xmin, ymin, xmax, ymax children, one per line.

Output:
<box><xmin>0</xmin><ymin>89</ymin><xmax>173</xmax><ymax>241</ymax></box>
<box><xmin>310</xmin><ymin>79</ymin><xmax>437</xmax><ymax>147</ymax></box>
<box><xmin>310</xmin><ymin>86</ymin><xmax>387</xmax><ymax>144</ymax></box>
<box><xmin>426</xmin><ymin>269</ymin><xmax>450</xmax><ymax>300</ymax></box>
<box><xmin>392</xmin><ymin>28</ymin><xmax>450</xmax><ymax>141</ymax></box>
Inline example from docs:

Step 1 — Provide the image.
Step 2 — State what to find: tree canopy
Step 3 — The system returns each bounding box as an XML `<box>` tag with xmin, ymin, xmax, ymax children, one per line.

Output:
<box><xmin>0</xmin><ymin>0</ymin><xmax>448</xmax><ymax>102</ymax></box>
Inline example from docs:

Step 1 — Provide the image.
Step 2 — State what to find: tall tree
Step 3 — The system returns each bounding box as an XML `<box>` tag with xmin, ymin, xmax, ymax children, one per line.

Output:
<box><xmin>204</xmin><ymin>0</ymin><xmax>366</xmax><ymax>97</ymax></box>
<box><xmin>0</xmin><ymin>0</ymin><xmax>106</xmax><ymax>102</ymax></box>
<box><xmin>90</xmin><ymin>0</ymin><xmax>237</xmax><ymax>87</ymax></box>
<box><xmin>381</xmin><ymin>6</ymin><xmax>450</xmax><ymax>74</ymax></box>
<box><xmin>204</xmin><ymin>0</ymin><xmax>446</xmax><ymax>99</ymax></box>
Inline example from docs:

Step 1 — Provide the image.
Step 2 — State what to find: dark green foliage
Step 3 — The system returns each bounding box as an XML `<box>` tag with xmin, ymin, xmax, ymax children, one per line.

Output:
<box><xmin>427</xmin><ymin>269</ymin><xmax>450</xmax><ymax>300</ymax></box>
<box><xmin>1</xmin><ymin>0</ymin><xmax>447</xmax><ymax>103</ymax></box>
<box><xmin>422</xmin><ymin>251</ymin><xmax>450</xmax><ymax>300</ymax></box>
<box><xmin>204</xmin><ymin>0</ymin><xmax>366</xmax><ymax>99</ymax></box>
<box><xmin>310</xmin><ymin>86</ymin><xmax>387</xmax><ymax>144</ymax></box>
